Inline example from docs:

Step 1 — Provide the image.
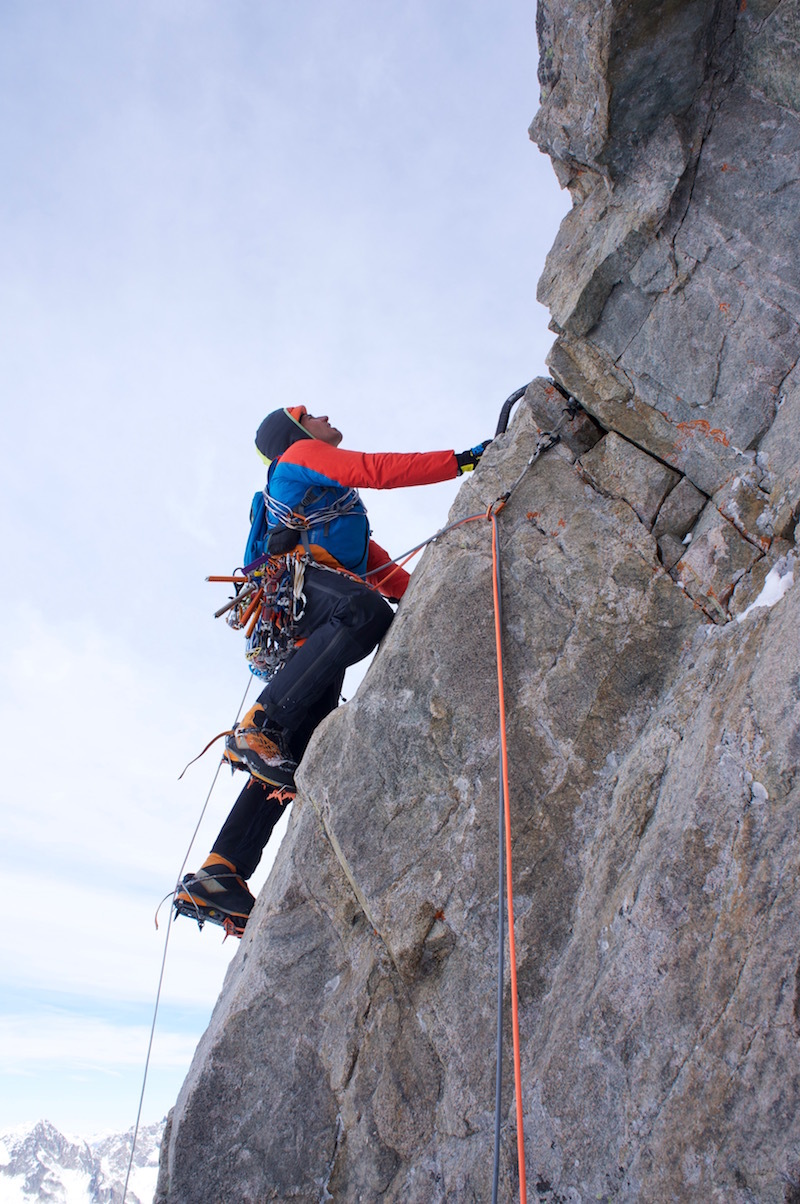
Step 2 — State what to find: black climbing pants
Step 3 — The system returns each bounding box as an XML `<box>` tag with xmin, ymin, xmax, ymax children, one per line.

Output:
<box><xmin>212</xmin><ymin>566</ymin><xmax>395</xmax><ymax>878</ymax></box>
<box><xmin>257</xmin><ymin>563</ymin><xmax>395</xmax><ymax>735</ymax></box>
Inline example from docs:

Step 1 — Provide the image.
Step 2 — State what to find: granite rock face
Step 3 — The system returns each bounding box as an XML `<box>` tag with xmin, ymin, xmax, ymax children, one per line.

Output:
<box><xmin>158</xmin><ymin>4</ymin><xmax>800</xmax><ymax>1201</ymax></box>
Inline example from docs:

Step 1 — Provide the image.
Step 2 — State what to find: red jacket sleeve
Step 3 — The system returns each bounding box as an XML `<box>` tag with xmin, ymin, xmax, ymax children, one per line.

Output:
<box><xmin>366</xmin><ymin>539</ymin><xmax>411</xmax><ymax>599</ymax></box>
<box><xmin>282</xmin><ymin>441</ymin><xmax>459</xmax><ymax>489</ymax></box>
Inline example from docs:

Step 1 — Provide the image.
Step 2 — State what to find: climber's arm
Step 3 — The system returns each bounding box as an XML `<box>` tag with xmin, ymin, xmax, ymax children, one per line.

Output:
<box><xmin>366</xmin><ymin>539</ymin><xmax>411</xmax><ymax>599</ymax></box>
<box><xmin>283</xmin><ymin>441</ymin><xmax>460</xmax><ymax>490</ymax></box>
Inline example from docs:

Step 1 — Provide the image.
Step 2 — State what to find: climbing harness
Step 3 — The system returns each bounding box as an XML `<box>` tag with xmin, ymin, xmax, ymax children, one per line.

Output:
<box><xmin>210</xmin><ymin>545</ymin><xmax>407</xmax><ymax>681</ymax></box>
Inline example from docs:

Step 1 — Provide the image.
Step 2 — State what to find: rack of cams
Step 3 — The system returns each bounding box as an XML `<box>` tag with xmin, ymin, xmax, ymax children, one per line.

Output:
<box><xmin>208</xmin><ymin>554</ymin><xmax>308</xmax><ymax>682</ymax></box>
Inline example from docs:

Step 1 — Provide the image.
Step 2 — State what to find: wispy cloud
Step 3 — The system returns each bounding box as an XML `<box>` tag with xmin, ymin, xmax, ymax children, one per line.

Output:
<box><xmin>0</xmin><ymin>1011</ymin><xmax>197</xmax><ymax>1072</ymax></box>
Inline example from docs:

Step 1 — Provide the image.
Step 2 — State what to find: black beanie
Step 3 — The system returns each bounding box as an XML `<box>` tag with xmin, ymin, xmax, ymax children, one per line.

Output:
<box><xmin>254</xmin><ymin>407</ymin><xmax>312</xmax><ymax>461</ymax></box>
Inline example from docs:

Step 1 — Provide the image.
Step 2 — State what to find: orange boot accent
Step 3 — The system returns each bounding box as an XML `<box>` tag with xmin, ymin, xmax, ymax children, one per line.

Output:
<box><xmin>201</xmin><ymin>854</ymin><xmax>237</xmax><ymax>873</ymax></box>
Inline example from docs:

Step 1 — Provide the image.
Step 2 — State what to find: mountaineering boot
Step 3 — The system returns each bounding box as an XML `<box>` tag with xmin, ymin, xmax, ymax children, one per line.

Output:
<box><xmin>174</xmin><ymin>855</ymin><xmax>255</xmax><ymax>934</ymax></box>
<box><xmin>224</xmin><ymin>703</ymin><xmax>297</xmax><ymax>793</ymax></box>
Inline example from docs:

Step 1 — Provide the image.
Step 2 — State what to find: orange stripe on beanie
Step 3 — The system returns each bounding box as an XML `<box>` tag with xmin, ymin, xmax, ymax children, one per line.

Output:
<box><xmin>254</xmin><ymin>406</ymin><xmax>311</xmax><ymax>462</ymax></box>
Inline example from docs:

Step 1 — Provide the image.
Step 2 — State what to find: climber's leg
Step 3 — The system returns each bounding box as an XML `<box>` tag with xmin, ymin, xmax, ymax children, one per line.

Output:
<box><xmin>257</xmin><ymin>567</ymin><xmax>393</xmax><ymax>736</ymax></box>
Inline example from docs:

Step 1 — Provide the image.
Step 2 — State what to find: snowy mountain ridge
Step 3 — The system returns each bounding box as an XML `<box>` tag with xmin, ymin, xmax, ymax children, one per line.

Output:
<box><xmin>0</xmin><ymin>1119</ymin><xmax>163</xmax><ymax>1204</ymax></box>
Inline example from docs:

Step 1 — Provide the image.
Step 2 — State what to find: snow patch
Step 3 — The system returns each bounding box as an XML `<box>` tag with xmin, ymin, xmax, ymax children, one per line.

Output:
<box><xmin>736</xmin><ymin>555</ymin><xmax>795</xmax><ymax>622</ymax></box>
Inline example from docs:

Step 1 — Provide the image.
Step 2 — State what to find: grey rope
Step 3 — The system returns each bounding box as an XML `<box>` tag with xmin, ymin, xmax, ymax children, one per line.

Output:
<box><xmin>121</xmin><ymin>674</ymin><xmax>254</xmax><ymax>1203</ymax></box>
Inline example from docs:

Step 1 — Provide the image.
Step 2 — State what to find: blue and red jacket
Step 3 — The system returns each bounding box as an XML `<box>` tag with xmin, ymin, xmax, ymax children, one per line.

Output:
<box><xmin>267</xmin><ymin>441</ymin><xmax>459</xmax><ymax>598</ymax></box>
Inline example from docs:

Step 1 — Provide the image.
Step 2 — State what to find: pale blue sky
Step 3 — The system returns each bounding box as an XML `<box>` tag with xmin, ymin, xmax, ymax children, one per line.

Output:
<box><xmin>0</xmin><ymin>0</ymin><xmax>568</xmax><ymax>1135</ymax></box>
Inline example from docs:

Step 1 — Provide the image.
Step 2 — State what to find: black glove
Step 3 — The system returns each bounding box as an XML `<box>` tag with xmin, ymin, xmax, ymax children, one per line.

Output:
<box><xmin>455</xmin><ymin>440</ymin><xmax>492</xmax><ymax>474</ymax></box>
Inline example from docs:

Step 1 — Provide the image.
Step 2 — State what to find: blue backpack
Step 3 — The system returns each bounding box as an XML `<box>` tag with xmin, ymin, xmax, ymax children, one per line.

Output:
<box><xmin>242</xmin><ymin>491</ymin><xmax>268</xmax><ymax>570</ymax></box>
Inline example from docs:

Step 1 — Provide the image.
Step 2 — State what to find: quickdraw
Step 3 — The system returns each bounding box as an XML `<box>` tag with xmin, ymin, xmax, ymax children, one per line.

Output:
<box><xmin>209</xmin><ymin>553</ymin><xmax>309</xmax><ymax>682</ymax></box>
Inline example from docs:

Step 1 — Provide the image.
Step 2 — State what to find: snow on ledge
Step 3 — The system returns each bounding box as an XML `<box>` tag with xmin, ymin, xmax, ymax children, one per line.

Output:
<box><xmin>736</xmin><ymin>554</ymin><xmax>795</xmax><ymax>623</ymax></box>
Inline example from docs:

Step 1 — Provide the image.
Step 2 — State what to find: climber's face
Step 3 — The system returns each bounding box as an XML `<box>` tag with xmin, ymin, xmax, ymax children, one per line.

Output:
<box><xmin>301</xmin><ymin>413</ymin><xmax>343</xmax><ymax>446</ymax></box>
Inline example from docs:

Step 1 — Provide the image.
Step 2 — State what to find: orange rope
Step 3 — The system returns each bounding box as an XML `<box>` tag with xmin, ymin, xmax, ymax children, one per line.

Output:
<box><xmin>177</xmin><ymin>729</ymin><xmax>233</xmax><ymax>780</ymax></box>
<box><xmin>370</xmin><ymin>539</ymin><xmax>445</xmax><ymax>591</ymax></box>
<box><xmin>365</xmin><ymin>512</ymin><xmax>485</xmax><ymax>592</ymax></box>
<box><xmin>489</xmin><ymin>508</ymin><xmax>527</xmax><ymax>1204</ymax></box>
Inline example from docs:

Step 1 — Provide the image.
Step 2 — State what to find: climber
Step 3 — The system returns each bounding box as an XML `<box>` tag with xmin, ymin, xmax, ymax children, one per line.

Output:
<box><xmin>176</xmin><ymin>405</ymin><xmax>491</xmax><ymax>930</ymax></box>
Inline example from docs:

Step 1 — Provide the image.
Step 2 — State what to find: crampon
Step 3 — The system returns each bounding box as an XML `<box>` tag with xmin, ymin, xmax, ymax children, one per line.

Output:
<box><xmin>172</xmin><ymin>879</ymin><xmax>249</xmax><ymax>939</ymax></box>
